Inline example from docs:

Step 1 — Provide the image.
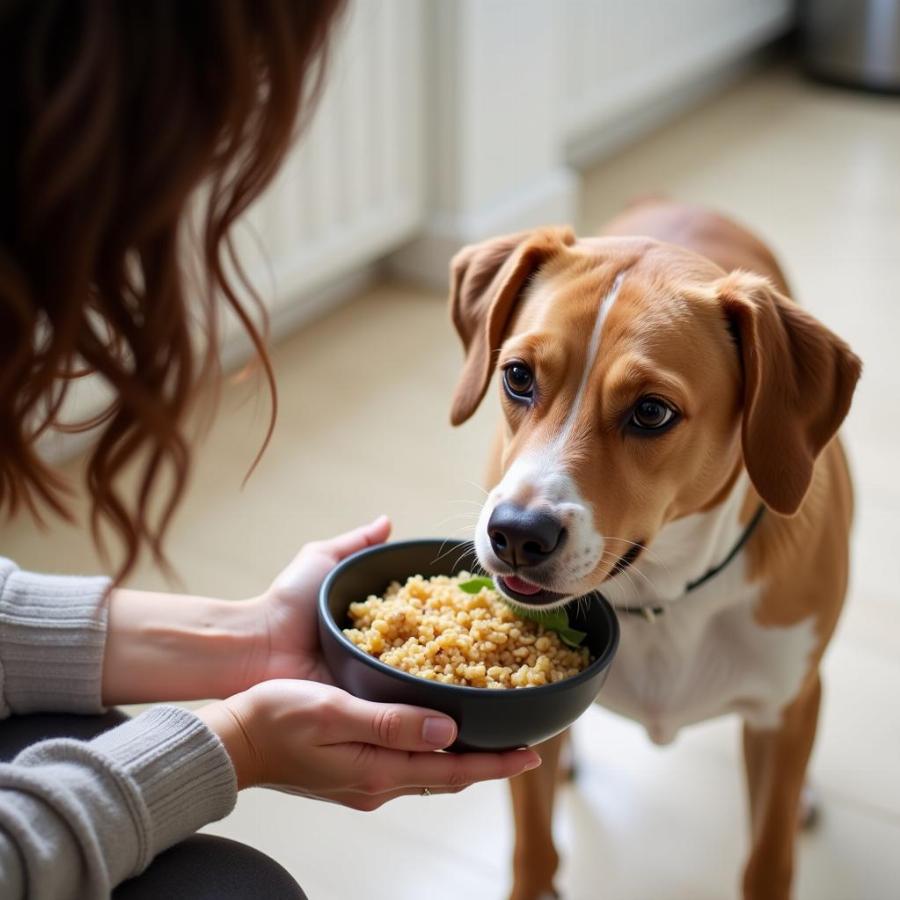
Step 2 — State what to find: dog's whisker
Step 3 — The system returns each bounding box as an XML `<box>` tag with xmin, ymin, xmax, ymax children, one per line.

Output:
<box><xmin>596</xmin><ymin>549</ymin><xmax>658</xmax><ymax>599</ymax></box>
<box><xmin>598</xmin><ymin>558</ymin><xmax>639</xmax><ymax>600</ymax></box>
<box><xmin>602</xmin><ymin>535</ymin><xmax>665</xmax><ymax>564</ymax></box>
<box><xmin>450</xmin><ymin>544</ymin><xmax>477</xmax><ymax>574</ymax></box>
<box><xmin>611</xmin><ymin>557</ymin><xmax>659</xmax><ymax>595</ymax></box>
<box><xmin>610</xmin><ymin>561</ymin><xmax>657</xmax><ymax>600</ymax></box>
<box><xmin>430</xmin><ymin>512</ymin><xmax>480</xmax><ymax>530</ymax></box>
<box><xmin>432</xmin><ymin>537</ymin><xmax>458</xmax><ymax>563</ymax></box>
<box><xmin>431</xmin><ymin>538</ymin><xmax>473</xmax><ymax>566</ymax></box>
<box><xmin>463</xmin><ymin>480</ymin><xmax>490</xmax><ymax>498</ymax></box>
<box><xmin>602</xmin><ymin>535</ymin><xmax>675</xmax><ymax>580</ymax></box>
<box><xmin>574</xmin><ymin>592</ymin><xmax>591</xmax><ymax>621</ymax></box>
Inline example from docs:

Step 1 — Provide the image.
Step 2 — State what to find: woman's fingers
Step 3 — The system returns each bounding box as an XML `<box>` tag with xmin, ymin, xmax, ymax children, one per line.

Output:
<box><xmin>373</xmin><ymin>745</ymin><xmax>541</xmax><ymax>790</ymax></box>
<box><xmin>343</xmin><ymin>741</ymin><xmax>541</xmax><ymax>795</ymax></box>
<box><xmin>329</xmin><ymin>691</ymin><xmax>541</xmax><ymax>784</ymax></box>
<box><xmin>342</xmin><ymin>783</ymin><xmax>476</xmax><ymax>811</ymax></box>
<box><xmin>332</xmin><ymin>693</ymin><xmax>458</xmax><ymax>750</ymax></box>
<box><xmin>213</xmin><ymin>678</ymin><xmax>543</xmax><ymax>808</ymax></box>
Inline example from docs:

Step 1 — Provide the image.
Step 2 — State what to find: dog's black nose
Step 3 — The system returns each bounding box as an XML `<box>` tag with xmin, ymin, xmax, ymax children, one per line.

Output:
<box><xmin>487</xmin><ymin>502</ymin><xmax>566</xmax><ymax>567</ymax></box>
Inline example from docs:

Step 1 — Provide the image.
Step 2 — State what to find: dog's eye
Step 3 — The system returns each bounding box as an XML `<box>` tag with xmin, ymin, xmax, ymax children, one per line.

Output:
<box><xmin>503</xmin><ymin>363</ymin><xmax>534</xmax><ymax>400</ymax></box>
<box><xmin>630</xmin><ymin>396</ymin><xmax>676</xmax><ymax>431</ymax></box>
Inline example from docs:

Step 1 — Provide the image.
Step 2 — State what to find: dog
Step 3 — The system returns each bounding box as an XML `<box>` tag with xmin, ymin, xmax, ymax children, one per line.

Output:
<box><xmin>448</xmin><ymin>199</ymin><xmax>861</xmax><ymax>900</ymax></box>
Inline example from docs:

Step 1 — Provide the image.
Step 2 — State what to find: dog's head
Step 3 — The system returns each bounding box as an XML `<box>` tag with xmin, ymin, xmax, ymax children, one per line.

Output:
<box><xmin>450</xmin><ymin>227</ymin><xmax>861</xmax><ymax>608</ymax></box>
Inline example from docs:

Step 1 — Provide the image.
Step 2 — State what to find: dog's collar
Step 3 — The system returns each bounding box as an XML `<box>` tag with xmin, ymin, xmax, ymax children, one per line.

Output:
<box><xmin>612</xmin><ymin>504</ymin><xmax>766</xmax><ymax>622</ymax></box>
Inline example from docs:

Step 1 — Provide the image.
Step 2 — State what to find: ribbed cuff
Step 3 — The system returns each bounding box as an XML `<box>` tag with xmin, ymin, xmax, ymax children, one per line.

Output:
<box><xmin>0</xmin><ymin>558</ymin><xmax>110</xmax><ymax>716</ymax></box>
<box><xmin>90</xmin><ymin>705</ymin><xmax>237</xmax><ymax>870</ymax></box>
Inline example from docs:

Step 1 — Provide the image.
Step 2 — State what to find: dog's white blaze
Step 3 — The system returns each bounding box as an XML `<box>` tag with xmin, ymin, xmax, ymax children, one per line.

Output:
<box><xmin>476</xmin><ymin>271</ymin><xmax>627</xmax><ymax>600</ymax></box>
<box><xmin>555</xmin><ymin>270</ymin><xmax>626</xmax><ymax>448</ymax></box>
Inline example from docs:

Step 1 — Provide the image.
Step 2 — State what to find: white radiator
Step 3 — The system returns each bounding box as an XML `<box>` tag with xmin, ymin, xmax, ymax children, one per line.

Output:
<box><xmin>236</xmin><ymin>0</ymin><xmax>425</xmax><ymax>324</ymax></box>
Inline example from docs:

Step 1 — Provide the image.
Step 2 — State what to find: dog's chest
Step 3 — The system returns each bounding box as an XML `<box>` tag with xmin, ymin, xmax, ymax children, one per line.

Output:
<box><xmin>597</xmin><ymin>569</ymin><xmax>817</xmax><ymax>744</ymax></box>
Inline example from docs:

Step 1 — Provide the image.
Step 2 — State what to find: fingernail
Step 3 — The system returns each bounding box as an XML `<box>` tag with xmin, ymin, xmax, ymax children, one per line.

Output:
<box><xmin>522</xmin><ymin>754</ymin><xmax>542</xmax><ymax>771</ymax></box>
<box><xmin>422</xmin><ymin>716</ymin><xmax>456</xmax><ymax>747</ymax></box>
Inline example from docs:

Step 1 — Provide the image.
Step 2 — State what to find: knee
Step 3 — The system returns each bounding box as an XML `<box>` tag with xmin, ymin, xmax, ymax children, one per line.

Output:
<box><xmin>114</xmin><ymin>834</ymin><xmax>306</xmax><ymax>900</ymax></box>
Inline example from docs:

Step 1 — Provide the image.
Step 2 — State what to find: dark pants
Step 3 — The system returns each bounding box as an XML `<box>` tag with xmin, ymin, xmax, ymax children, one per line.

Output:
<box><xmin>0</xmin><ymin>712</ymin><xmax>307</xmax><ymax>899</ymax></box>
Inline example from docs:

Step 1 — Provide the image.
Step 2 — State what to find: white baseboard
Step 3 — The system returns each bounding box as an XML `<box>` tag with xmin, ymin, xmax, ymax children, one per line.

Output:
<box><xmin>386</xmin><ymin>166</ymin><xmax>579</xmax><ymax>292</ymax></box>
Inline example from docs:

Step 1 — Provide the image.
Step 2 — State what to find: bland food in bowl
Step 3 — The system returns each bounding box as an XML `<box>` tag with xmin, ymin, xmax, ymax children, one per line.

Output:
<box><xmin>318</xmin><ymin>539</ymin><xmax>619</xmax><ymax>751</ymax></box>
<box><xmin>343</xmin><ymin>573</ymin><xmax>590</xmax><ymax>688</ymax></box>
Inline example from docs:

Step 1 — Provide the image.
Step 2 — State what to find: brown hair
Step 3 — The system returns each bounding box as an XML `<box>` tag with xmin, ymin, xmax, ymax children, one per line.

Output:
<box><xmin>0</xmin><ymin>0</ymin><xmax>344</xmax><ymax>580</ymax></box>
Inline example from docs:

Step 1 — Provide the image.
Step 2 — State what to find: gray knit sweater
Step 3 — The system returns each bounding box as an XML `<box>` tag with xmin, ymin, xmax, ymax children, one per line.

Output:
<box><xmin>0</xmin><ymin>558</ymin><xmax>237</xmax><ymax>898</ymax></box>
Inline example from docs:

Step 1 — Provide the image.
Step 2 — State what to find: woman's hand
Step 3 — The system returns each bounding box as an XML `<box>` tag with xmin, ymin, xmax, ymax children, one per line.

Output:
<box><xmin>101</xmin><ymin>516</ymin><xmax>390</xmax><ymax>704</ymax></box>
<box><xmin>198</xmin><ymin>679</ymin><xmax>541</xmax><ymax>807</ymax></box>
<box><xmin>245</xmin><ymin>515</ymin><xmax>391</xmax><ymax>685</ymax></box>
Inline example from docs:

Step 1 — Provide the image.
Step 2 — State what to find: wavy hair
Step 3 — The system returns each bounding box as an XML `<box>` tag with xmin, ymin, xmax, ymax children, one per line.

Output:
<box><xmin>0</xmin><ymin>0</ymin><xmax>344</xmax><ymax>580</ymax></box>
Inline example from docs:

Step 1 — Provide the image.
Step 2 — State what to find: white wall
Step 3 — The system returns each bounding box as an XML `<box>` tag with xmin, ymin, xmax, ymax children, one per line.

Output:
<box><xmin>391</xmin><ymin>0</ymin><xmax>793</xmax><ymax>287</ymax></box>
<box><xmin>389</xmin><ymin>0</ymin><xmax>579</xmax><ymax>286</ymax></box>
<box><xmin>561</xmin><ymin>0</ymin><xmax>794</xmax><ymax>161</ymax></box>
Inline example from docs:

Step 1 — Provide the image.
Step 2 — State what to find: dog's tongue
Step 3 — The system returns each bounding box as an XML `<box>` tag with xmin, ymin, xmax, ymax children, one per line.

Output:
<box><xmin>504</xmin><ymin>575</ymin><xmax>543</xmax><ymax>596</ymax></box>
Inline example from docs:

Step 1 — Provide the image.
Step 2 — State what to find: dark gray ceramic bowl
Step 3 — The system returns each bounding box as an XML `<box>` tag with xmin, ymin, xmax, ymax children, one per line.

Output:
<box><xmin>318</xmin><ymin>539</ymin><xmax>619</xmax><ymax>751</ymax></box>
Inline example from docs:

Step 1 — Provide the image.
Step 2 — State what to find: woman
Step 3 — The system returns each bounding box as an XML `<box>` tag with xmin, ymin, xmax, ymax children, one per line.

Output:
<box><xmin>0</xmin><ymin>3</ymin><xmax>540</xmax><ymax>898</ymax></box>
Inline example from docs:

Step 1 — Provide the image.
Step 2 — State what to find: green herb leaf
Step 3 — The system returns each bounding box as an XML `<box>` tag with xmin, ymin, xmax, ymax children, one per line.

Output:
<box><xmin>458</xmin><ymin>576</ymin><xmax>496</xmax><ymax>594</ymax></box>
<box><xmin>512</xmin><ymin>604</ymin><xmax>569</xmax><ymax>632</ymax></box>
<box><xmin>457</xmin><ymin>575</ymin><xmax>588</xmax><ymax>648</ymax></box>
<box><xmin>516</xmin><ymin>606</ymin><xmax>587</xmax><ymax>647</ymax></box>
<box><xmin>558</xmin><ymin>627</ymin><xmax>588</xmax><ymax>649</ymax></box>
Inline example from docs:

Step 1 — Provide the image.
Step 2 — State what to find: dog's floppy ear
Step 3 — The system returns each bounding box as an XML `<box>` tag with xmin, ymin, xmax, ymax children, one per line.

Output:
<box><xmin>449</xmin><ymin>226</ymin><xmax>575</xmax><ymax>425</ymax></box>
<box><xmin>717</xmin><ymin>271</ymin><xmax>861</xmax><ymax>515</ymax></box>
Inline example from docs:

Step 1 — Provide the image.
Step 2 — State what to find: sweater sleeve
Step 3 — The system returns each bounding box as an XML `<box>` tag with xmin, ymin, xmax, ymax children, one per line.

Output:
<box><xmin>0</xmin><ymin>705</ymin><xmax>237</xmax><ymax>899</ymax></box>
<box><xmin>0</xmin><ymin>560</ymin><xmax>238</xmax><ymax>897</ymax></box>
<box><xmin>0</xmin><ymin>558</ymin><xmax>110</xmax><ymax>717</ymax></box>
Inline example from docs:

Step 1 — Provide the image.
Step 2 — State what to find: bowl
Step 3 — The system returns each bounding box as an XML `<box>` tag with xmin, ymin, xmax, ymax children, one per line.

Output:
<box><xmin>318</xmin><ymin>539</ymin><xmax>619</xmax><ymax>751</ymax></box>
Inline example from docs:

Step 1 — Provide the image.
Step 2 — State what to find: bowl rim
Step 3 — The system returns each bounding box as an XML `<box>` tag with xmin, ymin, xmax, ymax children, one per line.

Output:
<box><xmin>318</xmin><ymin>537</ymin><xmax>620</xmax><ymax>698</ymax></box>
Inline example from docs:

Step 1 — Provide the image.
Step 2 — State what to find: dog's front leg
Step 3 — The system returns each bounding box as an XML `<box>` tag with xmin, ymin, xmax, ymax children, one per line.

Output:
<box><xmin>508</xmin><ymin>730</ymin><xmax>567</xmax><ymax>900</ymax></box>
<box><xmin>741</xmin><ymin>674</ymin><xmax>822</xmax><ymax>900</ymax></box>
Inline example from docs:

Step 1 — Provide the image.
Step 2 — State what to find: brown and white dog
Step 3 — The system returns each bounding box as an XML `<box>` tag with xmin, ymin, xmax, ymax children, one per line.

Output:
<box><xmin>448</xmin><ymin>200</ymin><xmax>861</xmax><ymax>900</ymax></box>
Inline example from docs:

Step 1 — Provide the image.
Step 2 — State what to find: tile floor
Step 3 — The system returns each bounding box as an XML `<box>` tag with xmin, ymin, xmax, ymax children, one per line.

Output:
<box><xmin>3</xmin><ymin>63</ymin><xmax>899</xmax><ymax>899</ymax></box>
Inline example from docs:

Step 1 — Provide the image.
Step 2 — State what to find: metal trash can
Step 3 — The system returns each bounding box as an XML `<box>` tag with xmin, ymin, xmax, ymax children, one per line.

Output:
<box><xmin>801</xmin><ymin>0</ymin><xmax>900</xmax><ymax>92</ymax></box>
